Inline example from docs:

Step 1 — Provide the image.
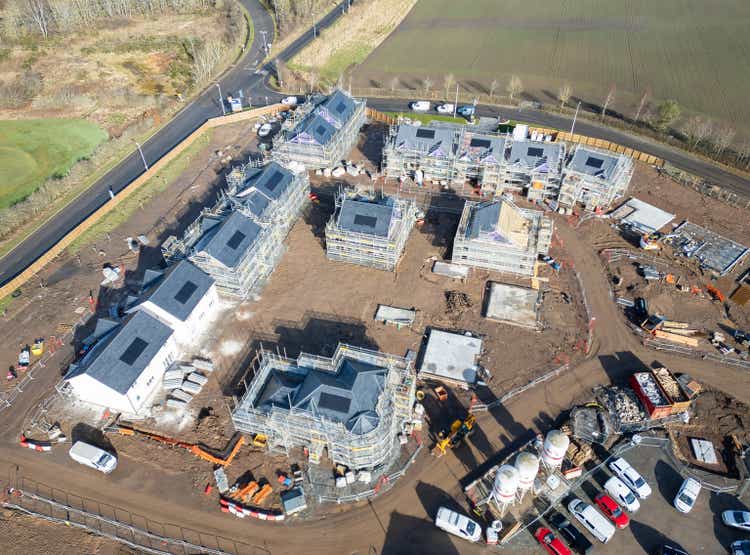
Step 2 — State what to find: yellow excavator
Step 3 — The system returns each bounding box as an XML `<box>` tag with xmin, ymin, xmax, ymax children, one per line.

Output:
<box><xmin>432</xmin><ymin>414</ymin><xmax>476</xmax><ymax>457</ymax></box>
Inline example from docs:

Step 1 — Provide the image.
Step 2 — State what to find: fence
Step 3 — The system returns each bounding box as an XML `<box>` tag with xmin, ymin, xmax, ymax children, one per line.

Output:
<box><xmin>470</xmin><ymin>364</ymin><xmax>569</xmax><ymax>414</ymax></box>
<box><xmin>2</xmin><ymin>479</ymin><xmax>270</xmax><ymax>555</ymax></box>
<box><xmin>314</xmin><ymin>443</ymin><xmax>423</xmax><ymax>504</ymax></box>
<box><xmin>0</xmin><ymin>105</ymin><xmax>288</xmax><ymax>301</ymax></box>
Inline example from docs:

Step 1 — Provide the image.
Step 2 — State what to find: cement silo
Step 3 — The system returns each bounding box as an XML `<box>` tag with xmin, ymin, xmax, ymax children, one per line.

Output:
<box><xmin>541</xmin><ymin>429</ymin><xmax>569</xmax><ymax>469</ymax></box>
<box><xmin>515</xmin><ymin>452</ymin><xmax>540</xmax><ymax>491</ymax></box>
<box><xmin>492</xmin><ymin>464</ymin><xmax>519</xmax><ymax>505</ymax></box>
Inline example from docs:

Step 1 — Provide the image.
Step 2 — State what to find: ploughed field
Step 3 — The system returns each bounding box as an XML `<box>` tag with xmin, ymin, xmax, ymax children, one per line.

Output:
<box><xmin>355</xmin><ymin>0</ymin><xmax>750</xmax><ymax>132</ymax></box>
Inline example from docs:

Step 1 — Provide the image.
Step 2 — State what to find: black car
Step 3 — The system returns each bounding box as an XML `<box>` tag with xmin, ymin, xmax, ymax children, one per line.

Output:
<box><xmin>548</xmin><ymin>512</ymin><xmax>593</xmax><ymax>555</ymax></box>
<box><xmin>656</xmin><ymin>545</ymin><xmax>689</xmax><ymax>555</ymax></box>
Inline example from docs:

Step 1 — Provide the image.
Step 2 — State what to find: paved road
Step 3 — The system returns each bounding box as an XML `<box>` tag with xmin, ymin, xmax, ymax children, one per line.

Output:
<box><xmin>1</xmin><ymin>0</ymin><xmax>749</xmax><ymax>290</ymax></box>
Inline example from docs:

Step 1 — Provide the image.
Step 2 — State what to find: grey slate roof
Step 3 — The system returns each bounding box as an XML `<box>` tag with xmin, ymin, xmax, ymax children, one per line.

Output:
<box><xmin>508</xmin><ymin>141</ymin><xmax>562</xmax><ymax>172</ymax></box>
<box><xmin>234</xmin><ymin>162</ymin><xmax>296</xmax><ymax>218</ymax></box>
<box><xmin>289</xmin><ymin>113</ymin><xmax>337</xmax><ymax>146</ymax></box>
<box><xmin>319</xmin><ymin>89</ymin><xmax>357</xmax><ymax>126</ymax></box>
<box><xmin>255</xmin><ymin>358</ymin><xmax>387</xmax><ymax>435</ymax></box>
<box><xmin>66</xmin><ymin>311</ymin><xmax>173</xmax><ymax>395</ymax></box>
<box><xmin>200</xmin><ymin>211</ymin><xmax>261</xmax><ymax>268</ymax></box>
<box><xmin>287</xmin><ymin>89</ymin><xmax>360</xmax><ymax>147</ymax></box>
<box><xmin>466</xmin><ymin>201</ymin><xmax>500</xmax><ymax>239</ymax></box>
<box><xmin>142</xmin><ymin>260</ymin><xmax>214</xmax><ymax>321</ymax></box>
<box><xmin>567</xmin><ymin>146</ymin><xmax>620</xmax><ymax>180</ymax></box>
<box><xmin>337</xmin><ymin>199</ymin><xmax>394</xmax><ymax>237</ymax></box>
<box><xmin>458</xmin><ymin>133</ymin><xmax>506</xmax><ymax>164</ymax></box>
<box><xmin>393</xmin><ymin>125</ymin><xmax>456</xmax><ymax>158</ymax></box>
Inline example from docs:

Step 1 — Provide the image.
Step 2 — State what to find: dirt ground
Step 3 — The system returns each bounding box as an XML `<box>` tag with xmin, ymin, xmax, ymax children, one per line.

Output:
<box><xmin>0</xmin><ymin>509</ymin><xmax>126</xmax><ymax>554</ymax></box>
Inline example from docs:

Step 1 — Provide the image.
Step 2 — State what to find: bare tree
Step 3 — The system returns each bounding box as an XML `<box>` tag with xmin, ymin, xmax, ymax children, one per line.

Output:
<box><xmin>601</xmin><ymin>84</ymin><xmax>616</xmax><ymax>120</ymax></box>
<box><xmin>389</xmin><ymin>76</ymin><xmax>399</xmax><ymax>92</ymax></box>
<box><xmin>423</xmin><ymin>77</ymin><xmax>433</xmax><ymax>94</ymax></box>
<box><xmin>682</xmin><ymin>116</ymin><xmax>712</xmax><ymax>149</ymax></box>
<box><xmin>275</xmin><ymin>58</ymin><xmax>290</xmax><ymax>88</ymax></box>
<box><xmin>737</xmin><ymin>141</ymin><xmax>750</xmax><ymax>169</ymax></box>
<box><xmin>25</xmin><ymin>0</ymin><xmax>50</xmax><ymax>39</ymax></box>
<box><xmin>558</xmin><ymin>83</ymin><xmax>572</xmax><ymax>109</ymax></box>
<box><xmin>634</xmin><ymin>87</ymin><xmax>650</xmax><ymax>123</ymax></box>
<box><xmin>655</xmin><ymin>99</ymin><xmax>681</xmax><ymax>131</ymax></box>
<box><xmin>489</xmin><ymin>78</ymin><xmax>498</xmax><ymax>100</ymax></box>
<box><xmin>709</xmin><ymin>122</ymin><xmax>736</xmax><ymax>159</ymax></box>
<box><xmin>443</xmin><ymin>73</ymin><xmax>455</xmax><ymax>100</ymax></box>
<box><xmin>307</xmin><ymin>69</ymin><xmax>319</xmax><ymax>93</ymax></box>
<box><xmin>506</xmin><ymin>75</ymin><xmax>523</xmax><ymax>102</ymax></box>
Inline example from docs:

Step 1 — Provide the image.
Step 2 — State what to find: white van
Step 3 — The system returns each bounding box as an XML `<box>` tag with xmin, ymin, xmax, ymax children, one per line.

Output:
<box><xmin>605</xmin><ymin>476</ymin><xmax>641</xmax><ymax>512</ymax></box>
<box><xmin>609</xmin><ymin>457</ymin><xmax>652</xmax><ymax>499</ymax></box>
<box><xmin>434</xmin><ymin>506</ymin><xmax>482</xmax><ymax>542</ymax></box>
<box><xmin>68</xmin><ymin>441</ymin><xmax>117</xmax><ymax>474</ymax></box>
<box><xmin>568</xmin><ymin>499</ymin><xmax>615</xmax><ymax>543</ymax></box>
<box><xmin>410</xmin><ymin>100</ymin><xmax>431</xmax><ymax>112</ymax></box>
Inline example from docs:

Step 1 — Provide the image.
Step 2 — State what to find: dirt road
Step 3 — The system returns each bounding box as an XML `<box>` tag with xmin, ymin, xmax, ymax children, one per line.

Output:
<box><xmin>1</xmin><ymin>215</ymin><xmax>749</xmax><ymax>555</ymax></box>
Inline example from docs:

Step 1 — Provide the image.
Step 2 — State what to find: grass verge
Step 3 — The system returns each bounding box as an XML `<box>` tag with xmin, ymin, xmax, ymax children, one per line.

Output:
<box><xmin>0</xmin><ymin>119</ymin><xmax>107</xmax><ymax>210</ymax></box>
<box><xmin>385</xmin><ymin>111</ymin><xmax>466</xmax><ymax>125</ymax></box>
<box><xmin>67</xmin><ymin>129</ymin><xmax>214</xmax><ymax>253</ymax></box>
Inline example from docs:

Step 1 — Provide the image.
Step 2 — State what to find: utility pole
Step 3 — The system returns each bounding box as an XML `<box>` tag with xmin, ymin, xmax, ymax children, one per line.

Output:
<box><xmin>133</xmin><ymin>140</ymin><xmax>148</xmax><ymax>171</ymax></box>
<box><xmin>453</xmin><ymin>82</ymin><xmax>459</xmax><ymax>118</ymax></box>
<box><xmin>570</xmin><ymin>101</ymin><xmax>582</xmax><ymax>135</ymax></box>
<box><xmin>215</xmin><ymin>83</ymin><xmax>226</xmax><ymax>116</ymax></box>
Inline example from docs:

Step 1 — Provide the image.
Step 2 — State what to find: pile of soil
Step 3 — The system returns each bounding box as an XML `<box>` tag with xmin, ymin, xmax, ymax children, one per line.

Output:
<box><xmin>444</xmin><ymin>290</ymin><xmax>473</xmax><ymax>319</ymax></box>
<box><xmin>691</xmin><ymin>390</ymin><xmax>750</xmax><ymax>444</ymax></box>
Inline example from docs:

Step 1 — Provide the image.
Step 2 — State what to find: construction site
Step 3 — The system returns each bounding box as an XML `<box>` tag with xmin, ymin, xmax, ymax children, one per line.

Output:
<box><xmin>3</xmin><ymin>93</ymin><xmax>750</xmax><ymax>555</ymax></box>
<box><xmin>324</xmin><ymin>187</ymin><xmax>418</xmax><ymax>271</ymax></box>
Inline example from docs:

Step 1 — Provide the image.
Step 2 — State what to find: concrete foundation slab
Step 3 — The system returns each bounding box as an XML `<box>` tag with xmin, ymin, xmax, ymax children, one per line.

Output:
<box><xmin>419</xmin><ymin>329</ymin><xmax>482</xmax><ymax>387</ymax></box>
<box><xmin>484</xmin><ymin>282</ymin><xmax>540</xmax><ymax>329</ymax></box>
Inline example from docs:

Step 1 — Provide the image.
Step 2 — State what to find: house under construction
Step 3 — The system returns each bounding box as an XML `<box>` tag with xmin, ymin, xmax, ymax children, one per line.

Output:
<box><xmin>558</xmin><ymin>145</ymin><xmax>634</xmax><ymax>211</ymax></box>
<box><xmin>231</xmin><ymin>343</ymin><xmax>416</xmax><ymax>470</ymax></box>
<box><xmin>325</xmin><ymin>189</ymin><xmax>417</xmax><ymax>271</ymax></box>
<box><xmin>382</xmin><ymin>122</ymin><xmax>566</xmax><ymax>199</ymax></box>
<box><xmin>272</xmin><ymin>89</ymin><xmax>366</xmax><ymax>169</ymax></box>
<box><xmin>161</xmin><ymin>161</ymin><xmax>309</xmax><ymax>299</ymax></box>
<box><xmin>452</xmin><ymin>197</ymin><xmax>553</xmax><ymax>277</ymax></box>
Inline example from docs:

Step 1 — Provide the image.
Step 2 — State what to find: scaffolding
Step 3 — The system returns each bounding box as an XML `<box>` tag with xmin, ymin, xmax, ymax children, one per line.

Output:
<box><xmin>272</xmin><ymin>89</ymin><xmax>366</xmax><ymax>169</ymax></box>
<box><xmin>452</xmin><ymin>197</ymin><xmax>553</xmax><ymax>277</ymax></box>
<box><xmin>325</xmin><ymin>188</ymin><xmax>417</xmax><ymax>272</ymax></box>
<box><xmin>161</xmin><ymin>161</ymin><xmax>309</xmax><ymax>299</ymax></box>
<box><xmin>231</xmin><ymin>343</ymin><xmax>416</xmax><ymax>470</ymax></box>
<box><xmin>382</xmin><ymin>122</ymin><xmax>565</xmax><ymax>200</ymax></box>
<box><xmin>558</xmin><ymin>145</ymin><xmax>634</xmax><ymax>211</ymax></box>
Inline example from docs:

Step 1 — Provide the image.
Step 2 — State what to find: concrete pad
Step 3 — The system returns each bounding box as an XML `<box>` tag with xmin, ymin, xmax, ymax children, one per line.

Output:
<box><xmin>419</xmin><ymin>329</ymin><xmax>482</xmax><ymax>387</ymax></box>
<box><xmin>484</xmin><ymin>282</ymin><xmax>540</xmax><ymax>329</ymax></box>
<box><xmin>612</xmin><ymin>197</ymin><xmax>675</xmax><ymax>233</ymax></box>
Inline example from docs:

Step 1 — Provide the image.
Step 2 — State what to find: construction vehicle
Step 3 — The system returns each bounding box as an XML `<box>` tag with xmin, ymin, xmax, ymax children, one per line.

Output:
<box><xmin>105</xmin><ymin>425</ymin><xmax>244</xmax><ymax>467</ymax></box>
<box><xmin>31</xmin><ymin>338</ymin><xmax>44</xmax><ymax>357</ymax></box>
<box><xmin>706</xmin><ymin>284</ymin><xmax>725</xmax><ymax>302</ymax></box>
<box><xmin>432</xmin><ymin>414</ymin><xmax>476</xmax><ymax>457</ymax></box>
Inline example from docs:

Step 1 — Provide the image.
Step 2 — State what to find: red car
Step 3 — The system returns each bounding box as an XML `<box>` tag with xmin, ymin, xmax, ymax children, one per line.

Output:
<box><xmin>534</xmin><ymin>527</ymin><xmax>572</xmax><ymax>555</ymax></box>
<box><xmin>595</xmin><ymin>492</ymin><xmax>630</xmax><ymax>529</ymax></box>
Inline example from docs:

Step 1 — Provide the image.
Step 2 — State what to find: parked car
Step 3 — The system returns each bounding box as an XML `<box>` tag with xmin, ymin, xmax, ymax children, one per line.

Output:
<box><xmin>534</xmin><ymin>527</ymin><xmax>571</xmax><ymax>555</ymax></box>
<box><xmin>723</xmin><ymin>510</ymin><xmax>750</xmax><ymax>532</ymax></box>
<box><xmin>434</xmin><ymin>506</ymin><xmax>482</xmax><ymax>542</ymax></box>
<box><xmin>548</xmin><ymin>512</ymin><xmax>593</xmax><ymax>555</ymax></box>
<box><xmin>457</xmin><ymin>105</ymin><xmax>475</xmax><ymax>117</ymax></box>
<box><xmin>673</xmin><ymin>477</ymin><xmax>701</xmax><ymax>513</ymax></box>
<box><xmin>410</xmin><ymin>100</ymin><xmax>431</xmax><ymax>111</ymax></box>
<box><xmin>595</xmin><ymin>492</ymin><xmax>629</xmax><ymax>528</ymax></box>
<box><xmin>605</xmin><ymin>476</ymin><xmax>640</xmax><ymax>512</ymax></box>
<box><xmin>609</xmin><ymin>457</ymin><xmax>652</xmax><ymax>498</ymax></box>
<box><xmin>568</xmin><ymin>499</ymin><xmax>615</xmax><ymax>543</ymax></box>
<box><xmin>436</xmin><ymin>103</ymin><xmax>455</xmax><ymax>114</ymax></box>
<box><xmin>68</xmin><ymin>441</ymin><xmax>117</xmax><ymax>474</ymax></box>
<box><xmin>257</xmin><ymin>123</ymin><xmax>273</xmax><ymax>137</ymax></box>
<box><xmin>732</xmin><ymin>541</ymin><xmax>750</xmax><ymax>555</ymax></box>
<box><xmin>281</xmin><ymin>96</ymin><xmax>298</xmax><ymax>106</ymax></box>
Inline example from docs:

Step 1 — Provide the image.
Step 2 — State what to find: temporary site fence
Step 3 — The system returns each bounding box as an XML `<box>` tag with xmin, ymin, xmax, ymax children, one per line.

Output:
<box><xmin>2</xmin><ymin>480</ymin><xmax>269</xmax><ymax>555</ymax></box>
<box><xmin>470</xmin><ymin>364</ymin><xmax>569</xmax><ymax>414</ymax></box>
<box><xmin>0</xmin><ymin>105</ymin><xmax>289</xmax><ymax>301</ymax></box>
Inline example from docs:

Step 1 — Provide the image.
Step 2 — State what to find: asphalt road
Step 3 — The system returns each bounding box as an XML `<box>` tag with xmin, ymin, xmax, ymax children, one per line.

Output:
<box><xmin>1</xmin><ymin>0</ymin><xmax>749</xmax><ymax>289</ymax></box>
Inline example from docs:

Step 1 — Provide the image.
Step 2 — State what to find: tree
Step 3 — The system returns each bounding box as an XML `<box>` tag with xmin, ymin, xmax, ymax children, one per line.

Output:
<box><xmin>682</xmin><ymin>116</ymin><xmax>712</xmax><ymax>149</ymax></box>
<box><xmin>709</xmin><ymin>122</ymin><xmax>736</xmax><ymax>159</ymax></box>
<box><xmin>307</xmin><ymin>69</ymin><xmax>318</xmax><ymax>93</ymax></box>
<box><xmin>601</xmin><ymin>84</ymin><xmax>616</xmax><ymax>120</ymax></box>
<box><xmin>25</xmin><ymin>0</ymin><xmax>50</xmax><ymax>39</ymax></box>
<box><xmin>443</xmin><ymin>73</ymin><xmax>455</xmax><ymax>100</ymax></box>
<box><xmin>275</xmin><ymin>58</ymin><xmax>290</xmax><ymax>88</ymax></box>
<box><xmin>389</xmin><ymin>76</ymin><xmax>399</xmax><ymax>92</ymax></box>
<box><xmin>634</xmin><ymin>88</ymin><xmax>650</xmax><ymax>123</ymax></box>
<box><xmin>423</xmin><ymin>77</ymin><xmax>432</xmax><ymax>94</ymax></box>
<box><xmin>655</xmin><ymin>99</ymin><xmax>681</xmax><ymax>131</ymax></box>
<box><xmin>737</xmin><ymin>141</ymin><xmax>750</xmax><ymax>169</ymax></box>
<box><xmin>489</xmin><ymin>78</ymin><xmax>498</xmax><ymax>100</ymax></box>
<box><xmin>558</xmin><ymin>83</ymin><xmax>572</xmax><ymax>109</ymax></box>
<box><xmin>506</xmin><ymin>75</ymin><xmax>523</xmax><ymax>102</ymax></box>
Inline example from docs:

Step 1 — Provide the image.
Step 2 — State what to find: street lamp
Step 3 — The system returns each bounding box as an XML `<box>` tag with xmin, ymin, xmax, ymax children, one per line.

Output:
<box><xmin>570</xmin><ymin>101</ymin><xmax>582</xmax><ymax>135</ymax></box>
<box><xmin>133</xmin><ymin>140</ymin><xmax>148</xmax><ymax>171</ymax></box>
<box><xmin>260</xmin><ymin>30</ymin><xmax>268</xmax><ymax>55</ymax></box>
<box><xmin>215</xmin><ymin>82</ymin><xmax>226</xmax><ymax>116</ymax></box>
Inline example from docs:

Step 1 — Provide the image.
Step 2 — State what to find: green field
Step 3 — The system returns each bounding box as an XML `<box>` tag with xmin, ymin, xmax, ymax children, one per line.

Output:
<box><xmin>0</xmin><ymin>119</ymin><xmax>107</xmax><ymax>209</ymax></box>
<box><xmin>356</xmin><ymin>0</ymin><xmax>750</xmax><ymax>131</ymax></box>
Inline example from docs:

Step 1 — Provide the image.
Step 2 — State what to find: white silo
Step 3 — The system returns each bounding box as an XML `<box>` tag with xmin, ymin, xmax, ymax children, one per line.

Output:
<box><xmin>492</xmin><ymin>464</ymin><xmax>519</xmax><ymax>505</ymax></box>
<box><xmin>515</xmin><ymin>452</ymin><xmax>540</xmax><ymax>491</ymax></box>
<box><xmin>541</xmin><ymin>429</ymin><xmax>570</xmax><ymax>469</ymax></box>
